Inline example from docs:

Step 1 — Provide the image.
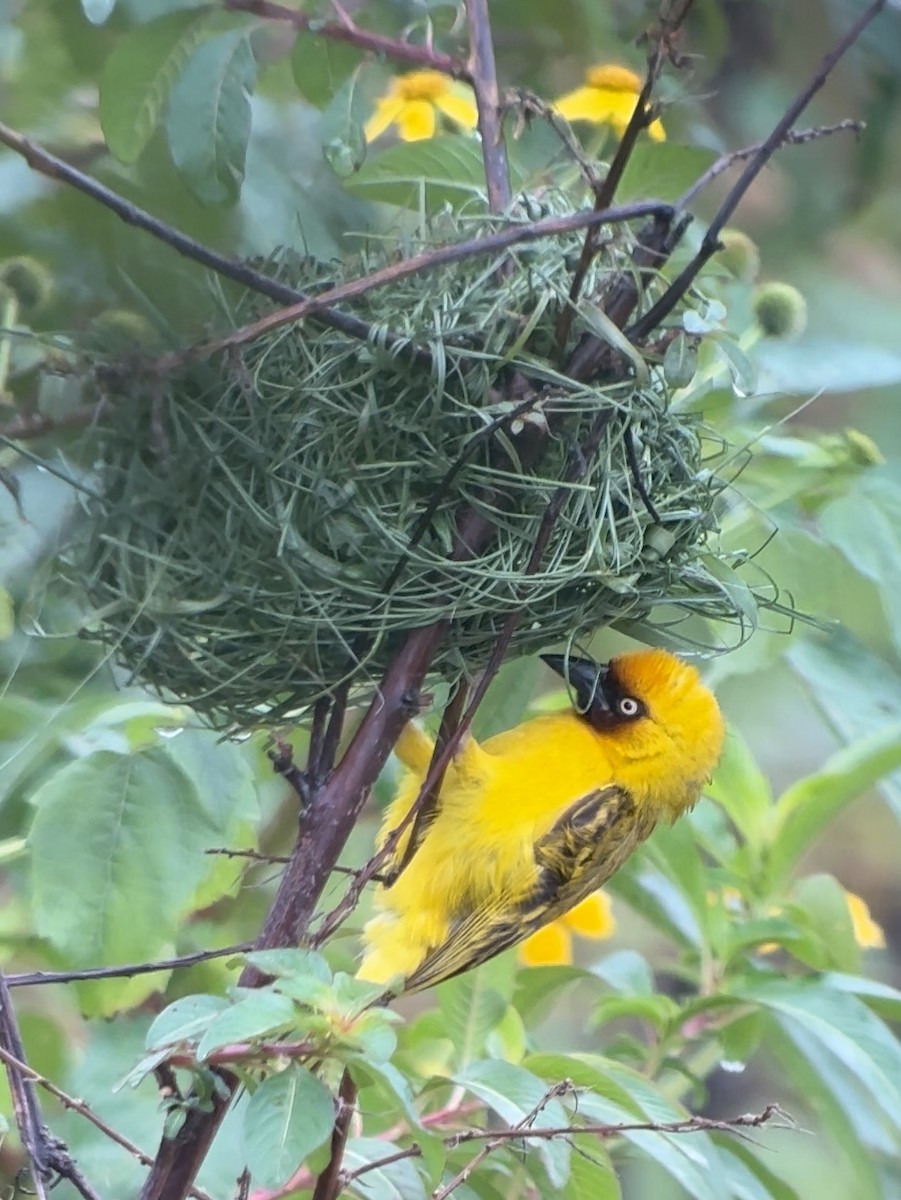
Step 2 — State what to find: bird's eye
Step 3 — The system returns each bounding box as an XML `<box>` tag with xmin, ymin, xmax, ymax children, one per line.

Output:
<box><xmin>618</xmin><ymin>696</ymin><xmax>641</xmax><ymax>718</ymax></box>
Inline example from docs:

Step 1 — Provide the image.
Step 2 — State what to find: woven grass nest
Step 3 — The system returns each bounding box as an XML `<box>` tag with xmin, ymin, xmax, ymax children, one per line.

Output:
<box><xmin>75</xmin><ymin>201</ymin><xmax>760</xmax><ymax>728</ymax></box>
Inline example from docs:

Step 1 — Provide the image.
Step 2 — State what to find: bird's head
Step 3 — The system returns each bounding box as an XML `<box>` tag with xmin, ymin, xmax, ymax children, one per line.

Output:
<box><xmin>541</xmin><ymin>648</ymin><xmax>725</xmax><ymax>812</ymax></box>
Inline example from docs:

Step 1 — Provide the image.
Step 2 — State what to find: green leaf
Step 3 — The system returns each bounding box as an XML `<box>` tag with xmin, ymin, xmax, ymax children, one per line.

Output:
<box><xmin>473</xmin><ymin>657</ymin><xmax>542</xmax><ymax>741</ymax></box>
<box><xmin>437</xmin><ymin>962</ymin><xmax>510</xmax><ymax>1066</ymax></box>
<box><xmin>452</xmin><ymin>1060</ymin><xmax>571</xmax><ymax>1188</ymax></box>
<box><xmin>786</xmin><ymin>873</ymin><xmax>859</xmax><ymax>973</ymax></box>
<box><xmin>27</xmin><ymin>748</ymin><xmax>228</xmax><ymax>1002</ymax></box>
<box><xmin>195</xmin><ymin>991</ymin><xmax>298</xmax><ymax>1060</ymax></box>
<box><xmin>100</xmin><ymin>9</ymin><xmax>215</xmax><ymax>162</ymax></box>
<box><xmin>766</xmin><ymin>723</ymin><xmax>901</xmax><ymax>886</ymax></box>
<box><xmin>524</xmin><ymin>1052</ymin><xmax>643</xmax><ymax>1121</ymax></box>
<box><xmin>734</xmin><ymin>977</ymin><xmax>901</xmax><ymax>1133</ymax></box>
<box><xmin>348</xmin><ymin>1057</ymin><xmax>422</xmax><ymax>1129</ymax></box>
<box><xmin>608</xmin><ymin>863</ymin><xmax>702</xmax><ymax>947</ymax></box>
<box><xmin>643</xmin><ymin>818</ymin><xmax>711</xmax><ymax>937</ymax></box>
<box><xmin>243</xmin><ymin>1065</ymin><xmax>335</xmax><ymax>1190</ymax></box>
<box><xmin>167</xmin><ymin>27</ymin><xmax>257</xmax><ymax>205</ymax></box>
<box><xmin>342</xmin><ymin>1136</ymin><xmax>428</xmax><ymax>1200</ymax></box>
<box><xmin>705</xmin><ymin>726</ymin><xmax>772</xmax><ymax>849</ymax></box>
<box><xmin>617</xmin><ymin>143</ymin><xmax>718</xmax><ymax>203</ymax></box>
<box><xmin>291</xmin><ymin>35</ymin><xmax>360</xmax><ymax>107</ymax></box>
<box><xmin>788</xmin><ymin>630</ymin><xmax>901</xmax><ymax>818</ymax></box>
<box><xmin>567</xmin><ymin>1138</ymin><xmax>621</xmax><ymax>1200</ymax></box>
<box><xmin>820</xmin><ymin>470</ymin><xmax>901</xmax><ymax>657</ymax></box>
<box><xmin>345</xmin><ymin>135</ymin><xmax>492</xmax><ymax>212</ymax></box>
<box><xmin>712</xmin><ymin>1137</ymin><xmax>800</xmax><ymax>1200</ymax></box>
<box><xmin>244</xmin><ymin>948</ymin><xmax>332</xmax><ymax>983</ymax></box>
<box><xmin>755</xmin><ymin>337</ymin><xmax>901</xmax><ymax>396</ymax></box>
<box><xmin>819</xmin><ymin>972</ymin><xmax>901</xmax><ymax>1022</ymax></box>
<box><xmin>146</xmin><ymin>994</ymin><xmax>229</xmax><ymax>1050</ymax></box>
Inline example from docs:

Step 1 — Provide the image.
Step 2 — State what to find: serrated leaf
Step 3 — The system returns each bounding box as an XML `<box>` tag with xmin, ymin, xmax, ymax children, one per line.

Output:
<box><xmin>766</xmin><ymin>723</ymin><xmax>901</xmax><ymax>886</ymax></box>
<box><xmin>244</xmin><ymin>948</ymin><xmax>332</xmax><ymax>982</ymax></box>
<box><xmin>437</xmin><ymin>963</ymin><xmax>509</xmax><ymax>1066</ymax></box>
<box><xmin>146</xmin><ymin>994</ymin><xmax>230</xmax><ymax>1050</ymax></box>
<box><xmin>195</xmin><ymin>991</ymin><xmax>298</xmax><ymax>1061</ymax></box>
<box><xmin>617</xmin><ymin>143</ymin><xmax>718</xmax><ymax>203</ymax></box>
<box><xmin>243</xmin><ymin>1065</ymin><xmax>335</xmax><ymax>1190</ymax></box>
<box><xmin>27</xmin><ymin>748</ymin><xmax>225</xmax><ymax>986</ymax></box>
<box><xmin>291</xmin><ymin>35</ymin><xmax>360</xmax><ymax>107</ymax></box>
<box><xmin>342</xmin><ymin>1136</ymin><xmax>428</xmax><ymax>1200</ymax></box>
<box><xmin>167</xmin><ymin>27</ymin><xmax>257</xmax><ymax>204</ymax></box>
<box><xmin>452</xmin><ymin>1060</ymin><xmax>570</xmax><ymax>1188</ymax></box>
<box><xmin>100</xmin><ymin>9</ymin><xmax>214</xmax><ymax>162</ymax></box>
<box><xmin>345</xmin><ymin>135</ymin><xmax>493</xmax><ymax>212</ymax></box>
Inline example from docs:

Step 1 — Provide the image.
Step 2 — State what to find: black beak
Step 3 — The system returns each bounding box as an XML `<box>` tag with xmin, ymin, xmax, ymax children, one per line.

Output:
<box><xmin>540</xmin><ymin>654</ymin><xmax>612</xmax><ymax>717</ymax></box>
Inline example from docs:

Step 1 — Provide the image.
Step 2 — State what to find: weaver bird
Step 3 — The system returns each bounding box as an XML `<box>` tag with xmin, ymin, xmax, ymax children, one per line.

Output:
<box><xmin>358</xmin><ymin>648</ymin><xmax>724</xmax><ymax>993</ymax></box>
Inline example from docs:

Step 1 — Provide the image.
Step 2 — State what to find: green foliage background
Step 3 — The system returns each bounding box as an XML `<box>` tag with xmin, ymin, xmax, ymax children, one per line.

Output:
<box><xmin>1</xmin><ymin>1</ymin><xmax>901</xmax><ymax>1198</ymax></box>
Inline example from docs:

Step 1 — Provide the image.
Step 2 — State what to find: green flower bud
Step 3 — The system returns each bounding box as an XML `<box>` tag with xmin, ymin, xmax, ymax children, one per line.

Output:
<box><xmin>92</xmin><ymin>309</ymin><xmax>159</xmax><ymax>350</ymax></box>
<box><xmin>752</xmin><ymin>282</ymin><xmax>807</xmax><ymax>340</ymax></box>
<box><xmin>0</xmin><ymin>256</ymin><xmax>55</xmax><ymax>314</ymax></box>
<box><xmin>717</xmin><ymin>229</ymin><xmax>760</xmax><ymax>283</ymax></box>
<box><xmin>843</xmin><ymin>429</ymin><xmax>884</xmax><ymax>467</ymax></box>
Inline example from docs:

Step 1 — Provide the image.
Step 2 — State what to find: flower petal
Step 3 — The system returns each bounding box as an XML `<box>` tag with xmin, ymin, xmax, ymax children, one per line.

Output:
<box><xmin>586</xmin><ymin>64</ymin><xmax>642</xmax><ymax>93</ymax></box>
<box><xmin>435</xmin><ymin>89</ymin><xmax>479</xmax><ymax>130</ymax></box>
<box><xmin>364</xmin><ymin>96</ymin><xmax>405</xmax><ymax>143</ymax></box>
<box><xmin>519</xmin><ymin>921</ymin><xmax>572</xmax><ymax>967</ymax></box>
<box><xmin>563</xmin><ymin>892</ymin><xmax>616</xmax><ymax>939</ymax></box>
<box><xmin>648</xmin><ymin>114</ymin><xmax>666</xmax><ymax>142</ymax></box>
<box><xmin>396</xmin><ymin>99</ymin><xmax>437</xmax><ymax>142</ymax></box>
<box><xmin>845</xmin><ymin>890</ymin><xmax>886</xmax><ymax>949</ymax></box>
<box><xmin>552</xmin><ymin>85</ymin><xmax>609</xmax><ymax>124</ymax></box>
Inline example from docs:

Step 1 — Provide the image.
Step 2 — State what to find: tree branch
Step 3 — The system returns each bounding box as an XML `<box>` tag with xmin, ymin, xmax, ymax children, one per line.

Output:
<box><xmin>224</xmin><ymin>0</ymin><xmax>467</xmax><ymax>78</ymax></box>
<box><xmin>464</xmin><ymin>0</ymin><xmax>511</xmax><ymax>213</ymax></box>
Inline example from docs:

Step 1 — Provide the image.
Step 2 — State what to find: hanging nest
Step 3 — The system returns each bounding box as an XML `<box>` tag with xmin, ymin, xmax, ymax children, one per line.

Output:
<box><xmin>70</xmin><ymin>200</ymin><xmax>765</xmax><ymax>727</ymax></box>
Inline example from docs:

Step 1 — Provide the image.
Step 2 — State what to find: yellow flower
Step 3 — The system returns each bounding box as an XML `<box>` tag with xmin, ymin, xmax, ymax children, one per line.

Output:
<box><xmin>519</xmin><ymin>892</ymin><xmax>615</xmax><ymax>967</ymax></box>
<box><xmin>845</xmin><ymin>890</ymin><xmax>885</xmax><ymax>950</ymax></box>
<box><xmin>364</xmin><ymin>71</ymin><xmax>479</xmax><ymax>143</ymax></box>
<box><xmin>553</xmin><ymin>64</ymin><xmax>665</xmax><ymax>141</ymax></box>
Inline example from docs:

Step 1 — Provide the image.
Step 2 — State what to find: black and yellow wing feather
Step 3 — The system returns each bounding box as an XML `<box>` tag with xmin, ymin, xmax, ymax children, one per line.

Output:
<box><xmin>401</xmin><ymin>784</ymin><xmax>656</xmax><ymax>994</ymax></box>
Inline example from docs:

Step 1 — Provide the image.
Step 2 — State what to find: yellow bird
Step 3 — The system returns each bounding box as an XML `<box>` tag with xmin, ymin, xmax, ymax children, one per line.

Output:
<box><xmin>358</xmin><ymin>648</ymin><xmax>725</xmax><ymax>993</ymax></box>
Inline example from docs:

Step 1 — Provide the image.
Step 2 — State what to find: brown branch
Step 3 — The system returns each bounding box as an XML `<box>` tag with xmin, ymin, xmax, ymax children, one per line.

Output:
<box><xmin>627</xmin><ymin>0</ymin><xmax>889</xmax><ymax>341</ymax></box>
<box><xmin>6</xmin><ymin>943</ymin><xmax>250</xmax><ymax>989</ymax></box>
<box><xmin>224</xmin><ymin>0</ymin><xmax>467</xmax><ymax>79</ymax></box>
<box><xmin>678</xmin><ymin>118</ymin><xmax>866</xmax><ymax>207</ymax></box>
<box><xmin>0</xmin><ymin>1045</ymin><xmax>214</xmax><ymax>1200</ymax></box>
<box><xmin>164</xmin><ymin>1040</ymin><xmax>315</xmax><ymax>1069</ymax></box>
<box><xmin>433</xmin><ymin>1082</ymin><xmax>573</xmax><ymax>1200</ymax></box>
<box><xmin>0</xmin><ymin>977</ymin><xmax>103</xmax><ymax>1200</ymax></box>
<box><xmin>464</xmin><ymin>0</ymin><xmax>511</xmax><ymax>213</ymax></box>
<box><xmin>151</xmin><ymin>198</ymin><xmax>672</xmax><ymax>374</ymax></box>
<box><xmin>555</xmin><ymin>0</ymin><xmax>694</xmax><ymax>355</ymax></box>
<box><xmin>311</xmin><ymin>1068</ymin><xmax>357</xmax><ymax>1200</ymax></box>
<box><xmin>0</xmin><ymin>120</ymin><xmax>380</xmax><ymax>349</ymax></box>
<box><xmin>340</xmin><ymin>1103</ymin><xmax>789</xmax><ymax>1189</ymax></box>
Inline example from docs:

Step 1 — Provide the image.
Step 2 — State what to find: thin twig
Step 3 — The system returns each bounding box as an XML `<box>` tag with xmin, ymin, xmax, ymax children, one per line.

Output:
<box><xmin>6</xmin><ymin>943</ymin><xmax>250</xmax><ymax>989</ymax></box>
<box><xmin>311</xmin><ymin>1068</ymin><xmax>357</xmax><ymax>1200</ymax></box>
<box><xmin>0</xmin><ymin>120</ymin><xmax>380</xmax><ymax>348</ymax></box>
<box><xmin>151</xmin><ymin>199</ymin><xmax>672</xmax><ymax>374</ymax></box>
<box><xmin>224</xmin><ymin>0</ymin><xmax>467</xmax><ymax>78</ymax></box>
<box><xmin>0</xmin><ymin>1046</ymin><xmax>214</xmax><ymax>1200</ymax></box>
<box><xmin>433</xmin><ymin>1082</ymin><xmax>572</xmax><ymax>1200</ymax></box>
<box><xmin>340</xmin><ymin>1103</ymin><xmax>789</xmax><ymax>1188</ymax></box>
<box><xmin>627</xmin><ymin>0</ymin><xmax>888</xmax><ymax>341</ymax></box>
<box><xmin>464</xmin><ymin>0</ymin><xmax>511</xmax><ymax>213</ymax></box>
<box><xmin>678</xmin><ymin>118</ymin><xmax>865</xmax><ymax>207</ymax></box>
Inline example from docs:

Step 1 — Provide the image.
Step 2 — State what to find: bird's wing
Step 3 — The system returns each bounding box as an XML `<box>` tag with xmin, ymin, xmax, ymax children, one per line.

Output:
<box><xmin>401</xmin><ymin>784</ymin><xmax>652</xmax><ymax>994</ymax></box>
